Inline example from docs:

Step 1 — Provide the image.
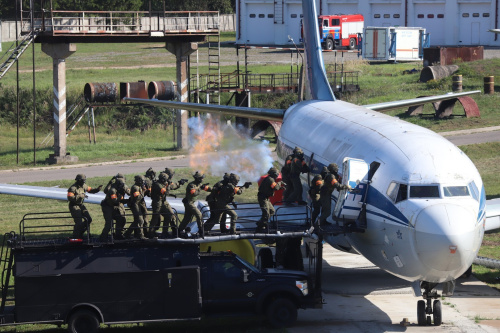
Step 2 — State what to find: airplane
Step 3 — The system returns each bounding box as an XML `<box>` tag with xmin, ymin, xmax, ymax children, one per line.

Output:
<box><xmin>0</xmin><ymin>0</ymin><xmax>499</xmax><ymax>327</ymax></box>
<box><xmin>121</xmin><ymin>0</ymin><xmax>500</xmax><ymax>327</ymax></box>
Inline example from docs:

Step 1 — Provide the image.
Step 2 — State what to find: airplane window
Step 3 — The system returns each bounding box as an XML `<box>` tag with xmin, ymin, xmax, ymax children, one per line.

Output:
<box><xmin>468</xmin><ymin>181</ymin><xmax>479</xmax><ymax>201</ymax></box>
<box><xmin>258</xmin><ymin>14</ymin><xmax>265</xmax><ymax>18</ymax></box>
<box><xmin>386</xmin><ymin>182</ymin><xmax>398</xmax><ymax>202</ymax></box>
<box><xmin>374</xmin><ymin>14</ymin><xmax>381</xmax><ymax>18</ymax></box>
<box><xmin>483</xmin><ymin>13</ymin><xmax>490</xmax><ymax>17</ymax></box>
<box><xmin>443</xmin><ymin>186</ymin><xmax>470</xmax><ymax>197</ymax></box>
<box><xmin>396</xmin><ymin>184</ymin><xmax>408</xmax><ymax>203</ymax></box>
<box><xmin>291</xmin><ymin>14</ymin><xmax>297</xmax><ymax>18</ymax></box>
<box><xmin>249</xmin><ymin>14</ymin><xmax>256</xmax><ymax>18</ymax></box>
<box><xmin>384</xmin><ymin>14</ymin><xmax>390</xmax><ymax>18</ymax></box>
<box><xmin>410</xmin><ymin>185</ymin><xmax>440</xmax><ymax>198</ymax></box>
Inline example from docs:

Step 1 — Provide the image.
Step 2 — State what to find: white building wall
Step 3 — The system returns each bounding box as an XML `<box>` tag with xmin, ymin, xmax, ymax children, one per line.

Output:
<box><xmin>237</xmin><ymin>0</ymin><xmax>500</xmax><ymax>46</ymax></box>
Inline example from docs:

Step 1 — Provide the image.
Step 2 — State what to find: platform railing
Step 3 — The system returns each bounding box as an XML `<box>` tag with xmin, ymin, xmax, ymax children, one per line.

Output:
<box><xmin>21</xmin><ymin>10</ymin><xmax>219</xmax><ymax>35</ymax></box>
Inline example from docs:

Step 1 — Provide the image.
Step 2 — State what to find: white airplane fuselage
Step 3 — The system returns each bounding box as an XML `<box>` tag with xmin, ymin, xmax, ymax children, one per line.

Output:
<box><xmin>277</xmin><ymin>99</ymin><xmax>486</xmax><ymax>283</ymax></box>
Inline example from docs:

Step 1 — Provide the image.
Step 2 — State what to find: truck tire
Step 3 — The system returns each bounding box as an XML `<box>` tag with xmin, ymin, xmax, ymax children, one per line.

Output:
<box><xmin>326</xmin><ymin>38</ymin><xmax>334</xmax><ymax>50</ymax></box>
<box><xmin>266</xmin><ymin>297</ymin><xmax>297</xmax><ymax>328</ymax></box>
<box><xmin>68</xmin><ymin>309</ymin><xmax>100</xmax><ymax>333</ymax></box>
<box><xmin>348</xmin><ymin>38</ymin><xmax>356</xmax><ymax>50</ymax></box>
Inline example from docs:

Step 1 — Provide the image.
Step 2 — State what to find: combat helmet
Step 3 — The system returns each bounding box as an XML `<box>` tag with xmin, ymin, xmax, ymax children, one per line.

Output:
<box><xmin>115</xmin><ymin>173</ymin><xmax>125</xmax><ymax>180</ymax></box>
<box><xmin>164</xmin><ymin>167</ymin><xmax>175</xmax><ymax>179</ymax></box>
<box><xmin>192</xmin><ymin>171</ymin><xmax>205</xmax><ymax>180</ymax></box>
<box><xmin>293</xmin><ymin>146</ymin><xmax>304</xmax><ymax>158</ymax></box>
<box><xmin>327</xmin><ymin>163</ymin><xmax>339</xmax><ymax>173</ymax></box>
<box><xmin>75</xmin><ymin>174</ymin><xmax>86</xmax><ymax>184</ymax></box>
<box><xmin>268</xmin><ymin>167</ymin><xmax>279</xmax><ymax>178</ymax></box>
<box><xmin>229</xmin><ymin>173</ymin><xmax>240</xmax><ymax>186</ymax></box>
<box><xmin>114</xmin><ymin>178</ymin><xmax>125</xmax><ymax>190</ymax></box>
<box><xmin>158</xmin><ymin>172</ymin><xmax>168</xmax><ymax>184</ymax></box>
<box><xmin>134</xmin><ymin>175</ymin><xmax>145</xmax><ymax>185</ymax></box>
<box><xmin>145</xmin><ymin>167</ymin><xmax>156</xmax><ymax>180</ymax></box>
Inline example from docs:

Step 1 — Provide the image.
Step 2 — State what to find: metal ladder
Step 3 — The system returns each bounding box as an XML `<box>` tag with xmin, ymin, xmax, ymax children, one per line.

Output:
<box><xmin>0</xmin><ymin>233</ymin><xmax>15</xmax><ymax>314</ymax></box>
<box><xmin>0</xmin><ymin>30</ymin><xmax>38</xmax><ymax>80</ymax></box>
<box><xmin>39</xmin><ymin>95</ymin><xmax>90</xmax><ymax>147</ymax></box>
<box><xmin>207</xmin><ymin>22</ymin><xmax>221</xmax><ymax>105</ymax></box>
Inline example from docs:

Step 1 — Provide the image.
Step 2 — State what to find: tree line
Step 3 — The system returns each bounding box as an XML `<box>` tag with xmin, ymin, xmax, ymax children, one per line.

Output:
<box><xmin>1</xmin><ymin>0</ymin><xmax>235</xmax><ymax>20</ymax></box>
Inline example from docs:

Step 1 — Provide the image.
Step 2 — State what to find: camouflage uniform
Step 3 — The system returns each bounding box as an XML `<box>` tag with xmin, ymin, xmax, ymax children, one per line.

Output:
<box><xmin>99</xmin><ymin>178</ymin><xmax>127</xmax><ymax>242</ymax></box>
<box><xmin>203</xmin><ymin>173</ymin><xmax>229</xmax><ymax>233</ymax></box>
<box><xmin>287</xmin><ymin>147</ymin><xmax>310</xmax><ymax>203</ymax></box>
<box><xmin>280</xmin><ymin>153</ymin><xmax>294</xmax><ymax>202</ymax></box>
<box><xmin>256</xmin><ymin>167</ymin><xmax>283</xmax><ymax>232</ymax></box>
<box><xmin>179</xmin><ymin>172</ymin><xmax>210</xmax><ymax>237</ymax></box>
<box><xmin>67</xmin><ymin>174</ymin><xmax>102</xmax><ymax>239</ymax></box>
<box><xmin>213</xmin><ymin>174</ymin><xmax>249</xmax><ymax>234</ymax></box>
<box><xmin>149</xmin><ymin>171</ymin><xmax>185</xmax><ymax>237</ymax></box>
<box><xmin>124</xmin><ymin>175</ymin><xmax>146</xmax><ymax>239</ymax></box>
<box><xmin>309</xmin><ymin>174</ymin><xmax>323</xmax><ymax>225</ymax></box>
<box><xmin>319</xmin><ymin>165</ymin><xmax>351</xmax><ymax>226</ymax></box>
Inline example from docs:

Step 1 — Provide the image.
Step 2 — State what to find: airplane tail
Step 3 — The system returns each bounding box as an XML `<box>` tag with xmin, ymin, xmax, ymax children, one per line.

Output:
<box><xmin>301</xmin><ymin>0</ymin><xmax>336</xmax><ymax>101</ymax></box>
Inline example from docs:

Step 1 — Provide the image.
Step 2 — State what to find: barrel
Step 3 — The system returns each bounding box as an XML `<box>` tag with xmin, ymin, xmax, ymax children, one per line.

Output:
<box><xmin>484</xmin><ymin>76</ymin><xmax>494</xmax><ymax>94</ymax></box>
<box><xmin>148</xmin><ymin>81</ymin><xmax>176</xmax><ymax>100</ymax></box>
<box><xmin>120</xmin><ymin>81</ymin><xmax>148</xmax><ymax>100</ymax></box>
<box><xmin>84</xmin><ymin>82</ymin><xmax>117</xmax><ymax>103</ymax></box>
<box><xmin>452</xmin><ymin>75</ymin><xmax>462</xmax><ymax>92</ymax></box>
<box><xmin>419</xmin><ymin>65</ymin><xmax>459</xmax><ymax>82</ymax></box>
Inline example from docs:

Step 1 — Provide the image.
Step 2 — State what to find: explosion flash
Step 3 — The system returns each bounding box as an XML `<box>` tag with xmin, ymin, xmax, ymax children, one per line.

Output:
<box><xmin>187</xmin><ymin>116</ymin><xmax>273</xmax><ymax>182</ymax></box>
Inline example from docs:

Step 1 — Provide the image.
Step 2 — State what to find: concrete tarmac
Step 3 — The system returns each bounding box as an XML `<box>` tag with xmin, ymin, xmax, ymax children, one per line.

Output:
<box><xmin>292</xmin><ymin>245</ymin><xmax>500</xmax><ymax>333</ymax></box>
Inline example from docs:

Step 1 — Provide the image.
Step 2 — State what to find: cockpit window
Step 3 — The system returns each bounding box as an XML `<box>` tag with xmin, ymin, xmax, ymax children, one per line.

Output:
<box><xmin>409</xmin><ymin>185</ymin><xmax>440</xmax><ymax>198</ymax></box>
<box><xmin>396</xmin><ymin>184</ymin><xmax>408</xmax><ymax>203</ymax></box>
<box><xmin>387</xmin><ymin>182</ymin><xmax>408</xmax><ymax>203</ymax></box>
<box><xmin>468</xmin><ymin>181</ymin><xmax>479</xmax><ymax>201</ymax></box>
<box><xmin>443</xmin><ymin>186</ymin><xmax>470</xmax><ymax>197</ymax></box>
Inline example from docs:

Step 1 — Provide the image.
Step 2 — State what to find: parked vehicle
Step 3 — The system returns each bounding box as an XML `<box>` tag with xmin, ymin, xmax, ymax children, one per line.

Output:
<box><xmin>318</xmin><ymin>14</ymin><xmax>364</xmax><ymax>50</ymax></box>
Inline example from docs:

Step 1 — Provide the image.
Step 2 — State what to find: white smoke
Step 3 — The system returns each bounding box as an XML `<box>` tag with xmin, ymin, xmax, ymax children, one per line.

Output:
<box><xmin>187</xmin><ymin>116</ymin><xmax>273</xmax><ymax>182</ymax></box>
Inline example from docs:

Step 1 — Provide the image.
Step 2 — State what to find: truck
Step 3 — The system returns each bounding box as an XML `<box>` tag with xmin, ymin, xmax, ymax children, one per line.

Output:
<box><xmin>0</xmin><ymin>231</ymin><xmax>317</xmax><ymax>332</ymax></box>
<box><xmin>363</xmin><ymin>26</ymin><xmax>430</xmax><ymax>62</ymax></box>
<box><xmin>318</xmin><ymin>14</ymin><xmax>364</xmax><ymax>50</ymax></box>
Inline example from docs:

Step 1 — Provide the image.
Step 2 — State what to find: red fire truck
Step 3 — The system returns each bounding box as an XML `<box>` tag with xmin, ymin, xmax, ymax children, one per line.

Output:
<box><xmin>318</xmin><ymin>14</ymin><xmax>364</xmax><ymax>50</ymax></box>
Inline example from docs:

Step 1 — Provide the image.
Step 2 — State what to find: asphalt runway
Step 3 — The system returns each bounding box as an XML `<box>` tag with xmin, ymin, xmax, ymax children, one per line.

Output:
<box><xmin>292</xmin><ymin>245</ymin><xmax>500</xmax><ymax>333</ymax></box>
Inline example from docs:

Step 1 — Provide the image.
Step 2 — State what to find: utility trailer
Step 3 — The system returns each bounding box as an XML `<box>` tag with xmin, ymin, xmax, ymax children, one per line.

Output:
<box><xmin>363</xmin><ymin>26</ymin><xmax>429</xmax><ymax>62</ymax></box>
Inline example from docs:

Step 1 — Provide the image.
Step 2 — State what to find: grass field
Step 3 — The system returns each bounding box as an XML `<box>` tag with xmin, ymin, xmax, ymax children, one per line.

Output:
<box><xmin>0</xmin><ymin>32</ymin><xmax>499</xmax><ymax>331</ymax></box>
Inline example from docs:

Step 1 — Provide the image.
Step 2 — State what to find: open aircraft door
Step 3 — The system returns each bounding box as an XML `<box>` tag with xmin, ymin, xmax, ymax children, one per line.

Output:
<box><xmin>333</xmin><ymin>158</ymin><xmax>369</xmax><ymax>223</ymax></box>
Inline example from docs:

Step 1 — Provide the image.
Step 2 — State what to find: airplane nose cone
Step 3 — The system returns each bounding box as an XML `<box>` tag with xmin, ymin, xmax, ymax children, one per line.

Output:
<box><xmin>414</xmin><ymin>204</ymin><xmax>476</xmax><ymax>273</ymax></box>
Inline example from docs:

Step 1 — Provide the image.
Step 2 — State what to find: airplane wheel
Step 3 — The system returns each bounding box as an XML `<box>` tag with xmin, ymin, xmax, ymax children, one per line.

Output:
<box><xmin>433</xmin><ymin>300</ymin><xmax>442</xmax><ymax>326</ymax></box>
<box><xmin>417</xmin><ymin>300</ymin><xmax>426</xmax><ymax>326</ymax></box>
<box><xmin>427</xmin><ymin>316</ymin><xmax>432</xmax><ymax>325</ymax></box>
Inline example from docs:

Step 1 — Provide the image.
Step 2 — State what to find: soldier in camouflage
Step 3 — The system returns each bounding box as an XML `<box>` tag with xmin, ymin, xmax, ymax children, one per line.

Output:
<box><xmin>256</xmin><ymin>167</ymin><xmax>283</xmax><ymax>233</ymax></box>
<box><xmin>67</xmin><ymin>174</ymin><xmax>102</xmax><ymax>239</ymax></box>
<box><xmin>178</xmin><ymin>171</ymin><xmax>210</xmax><ymax>238</ymax></box>
<box><xmin>124</xmin><ymin>175</ymin><xmax>147</xmax><ymax>240</ymax></box>
<box><xmin>287</xmin><ymin>147</ymin><xmax>310</xmax><ymax>203</ymax></box>
<box><xmin>318</xmin><ymin>163</ymin><xmax>352</xmax><ymax>226</ymax></box>
<box><xmin>99</xmin><ymin>177</ymin><xmax>127</xmax><ymax>242</ymax></box>
<box><xmin>203</xmin><ymin>173</ymin><xmax>230</xmax><ymax>233</ymax></box>
<box><xmin>309</xmin><ymin>173</ymin><xmax>323</xmax><ymax>226</ymax></box>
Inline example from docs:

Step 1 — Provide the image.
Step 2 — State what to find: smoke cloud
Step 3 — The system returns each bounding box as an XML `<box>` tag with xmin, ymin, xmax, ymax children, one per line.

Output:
<box><xmin>187</xmin><ymin>116</ymin><xmax>273</xmax><ymax>182</ymax></box>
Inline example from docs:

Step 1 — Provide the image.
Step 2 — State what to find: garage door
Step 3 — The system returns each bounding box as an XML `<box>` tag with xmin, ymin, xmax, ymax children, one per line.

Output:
<box><xmin>459</xmin><ymin>3</ymin><xmax>491</xmax><ymax>45</ymax></box>
<box><xmin>414</xmin><ymin>3</ymin><xmax>445</xmax><ymax>46</ymax></box>
<box><xmin>245</xmin><ymin>3</ymin><xmax>275</xmax><ymax>45</ymax></box>
<box><xmin>326</xmin><ymin>3</ymin><xmax>358</xmax><ymax>15</ymax></box>
<box><xmin>285</xmin><ymin>3</ymin><xmax>303</xmax><ymax>44</ymax></box>
<box><xmin>370</xmin><ymin>3</ymin><xmax>403</xmax><ymax>27</ymax></box>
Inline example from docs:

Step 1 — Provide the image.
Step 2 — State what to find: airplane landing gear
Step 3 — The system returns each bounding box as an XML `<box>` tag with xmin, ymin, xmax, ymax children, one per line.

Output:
<box><xmin>417</xmin><ymin>282</ymin><xmax>442</xmax><ymax>326</ymax></box>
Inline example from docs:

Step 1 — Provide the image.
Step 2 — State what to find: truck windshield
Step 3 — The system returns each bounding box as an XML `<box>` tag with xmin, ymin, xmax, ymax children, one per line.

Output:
<box><xmin>236</xmin><ymin>255</ymin><xmax>260</xmax><ymax>273</ymax></box>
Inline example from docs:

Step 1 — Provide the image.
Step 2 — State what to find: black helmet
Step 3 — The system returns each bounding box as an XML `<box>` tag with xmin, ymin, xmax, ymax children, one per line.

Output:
<box><xmin>75</xmin><ymin>174</ymin><xmax>86</xmax><ymax>182</ymax></box>
<box><xmin>193</xmin><ymin>171</ymin><xmax>205</xmax><ymax>180</ymax></box>
<box><xmin>116</xmin><ymin>173</ymin><xmax>125</xmax><ymax>180</ymax></box>
<box><xmin>293</xmin><ymin>146</ymin><xmax>303</xmax><ymax>155</ymax></box>
<box><xmin>134</xmin><ymin>175</ymin><xmax>145</xmax><ymax>185</ymax></box>
<box><xmin>268</xmin><ymin>167</ymin><xmax>279</xmax><ymax>178</ymax></box>
<box><xmin>164</xmin><ymin>167</ymin><xmax>175</xmax><ymax>178</ymax></box>
<box><xmin>145</xmin><ymin>167</ymin><xmax>156</xmax><ymax>180</ymax></box>
<box><xmin>229</xmin><ymin>173</ymin><xmax>240</xmax><ymax>186</ymax></box>
<box><xmin>328</xmin><ymin>163</ymin><xmax>339</xmax><ymax>173</ymax></box>
<box><xmin>115</xmin><ymin>178</ymin><xmax>125</xmax><ymax>189</ymax></box>
<box><xmin>158</xmin><ymin>172</ymin><xmax>168</xmax><ymax>184</ymax></box>
<box><xmin>223</xmin><ymin>173</ymin><xmax>230</xmax><ymax>183</ymax></box>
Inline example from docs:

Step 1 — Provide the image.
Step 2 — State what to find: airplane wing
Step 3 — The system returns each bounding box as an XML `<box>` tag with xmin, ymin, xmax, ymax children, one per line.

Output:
<box><xmin>0</xmin><ymin>183</ymin><xmax>186</xmax><ymax>214</ymax></box>
<box><xmin>363</xmin><ymin>90</ymin><xmax>482</xmax><ymax>112</ymax></box>
<box><xmin>485</xmin><ymin>198</ymin><xmax>500</xmax><ymax>231</ymax></box>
